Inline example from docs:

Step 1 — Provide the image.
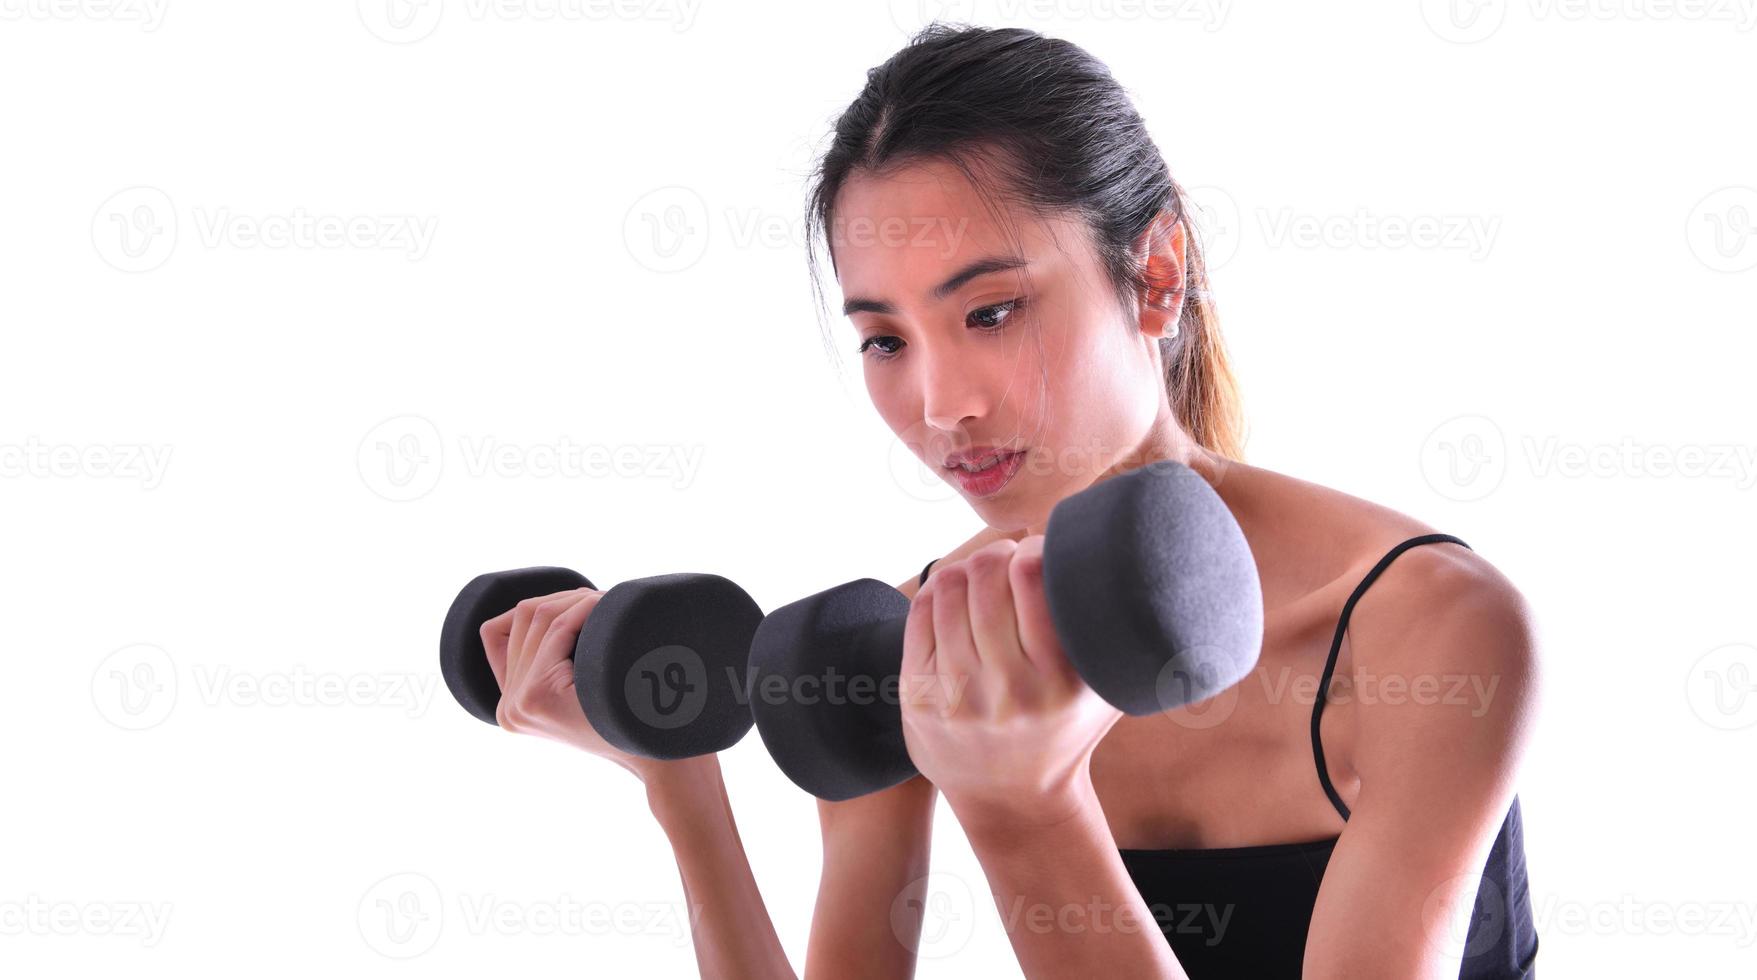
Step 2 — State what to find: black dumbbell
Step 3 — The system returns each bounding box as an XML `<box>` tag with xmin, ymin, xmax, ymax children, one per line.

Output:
<box><xmin>439</xmin><ymin>567</ymin><xmax>764</xmax><ymax>759</ymax></box>
<box><xmin>747</xmin><ymin>460</ymin><xmax>1264</xmax><ymax>800</ymax></box>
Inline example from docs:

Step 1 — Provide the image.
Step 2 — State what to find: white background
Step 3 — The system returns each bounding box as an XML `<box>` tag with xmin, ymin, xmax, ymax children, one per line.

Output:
<box><xmin>3</xmin><ymin>1</ymin><xmax>1754</xmax><ymax>976</ymax></box>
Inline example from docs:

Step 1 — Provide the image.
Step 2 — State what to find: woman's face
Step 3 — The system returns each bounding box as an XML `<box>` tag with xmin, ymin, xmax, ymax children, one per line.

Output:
<box><xmin>831</xmin><ymin>158</ymin><xmax>1181</xmax><ymax>533</ymax></box>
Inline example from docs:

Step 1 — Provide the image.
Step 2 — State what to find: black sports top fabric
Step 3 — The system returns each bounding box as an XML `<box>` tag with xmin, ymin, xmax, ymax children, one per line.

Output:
<box><xmin>917</xmin><ymin>533</ymin><xmax>1538</xmax><ymax>978</ymax></box>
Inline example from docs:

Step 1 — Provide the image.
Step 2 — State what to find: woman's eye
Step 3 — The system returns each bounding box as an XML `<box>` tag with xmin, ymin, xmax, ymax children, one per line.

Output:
<box><xmin>857</xmin><ymin>299</ymin><xmax>1024</xmax><ymax>361</ymax></box>
<box><xmin>856</xmin><ymin>335</ymin><xmax>903</xmax><ymax>359</ymax></box>
<box><xmin>969</xmin><ymin>298</ymin><xmax>1025</xmax><ymax>330</ymax></box>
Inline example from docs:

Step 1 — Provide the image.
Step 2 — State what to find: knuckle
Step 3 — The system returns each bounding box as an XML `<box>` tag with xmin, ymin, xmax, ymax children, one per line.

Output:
<box><xmin>966</xmin><ymin>549</ymin><xmax>1009</xmax><ymax>581</ymax></box>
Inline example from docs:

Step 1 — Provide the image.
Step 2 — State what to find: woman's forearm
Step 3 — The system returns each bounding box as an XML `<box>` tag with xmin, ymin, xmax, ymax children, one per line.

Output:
<box><xmin>804</xmin><ymin>775</ymin><xmax>938</xmax><ymax>980</ymax></box>
<box><xmin>645</xmin><ymin>756</ymin><xmax>796</xmax><ymax>980</ymax></box>
<box><xmin>949</xmin><ymin>771</ymin><xmax>1188</xmax><ymax>980</ymax></box>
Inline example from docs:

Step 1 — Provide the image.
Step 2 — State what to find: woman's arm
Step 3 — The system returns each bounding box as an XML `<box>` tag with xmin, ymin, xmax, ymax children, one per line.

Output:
<box><xmin>804</xmin><ymin>775</ymin><xmax>938</xmax><ymax>979</ymax></box>
<box><xmin>897</xmin><ymin>537</ymin><xmax>1190</xmax><ymax>978</ymax></box>
<box><xmin>645</xmin><ymin>756</ymin><xmax>796</xmax><ymax>979</ymax></box>
<box><xmin>797</xmin><ymin>572</ymin><xmax>947</xmax><ymax>980</ymax></box>
<box><xmin>1302</xmin><ymin>547</ymin><xmax>1542</xmax><ymax>979</ymax></box>
<box><xmin>949</xmin><ymin>775</ymin><xmax>1186</xmax><ymax>978</ymax></box>
<box><xmin>483</xmin><ymin>587</ymin><xmax>796</xmax><ymax>979</ymax></box>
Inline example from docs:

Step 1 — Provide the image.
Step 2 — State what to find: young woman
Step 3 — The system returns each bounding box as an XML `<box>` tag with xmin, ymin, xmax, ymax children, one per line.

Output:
<box><xmin>481</xmin><ymin>24</ymin><xmax>1541</xmax><ymax>979</ymax></box>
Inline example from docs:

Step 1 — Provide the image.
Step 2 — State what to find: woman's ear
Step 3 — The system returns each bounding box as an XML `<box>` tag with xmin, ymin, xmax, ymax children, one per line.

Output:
<box><xmin>1135</xmin><ymin>213</ymin><xmax>1187</xmax><ymax>341</ymax></box>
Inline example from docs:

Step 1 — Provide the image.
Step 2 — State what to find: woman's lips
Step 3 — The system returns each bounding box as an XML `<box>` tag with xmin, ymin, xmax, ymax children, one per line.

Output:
<box><xmin>946</xmin><ymin>450</ymin><xmax>1025</xmax><ymax>498</ymax></box>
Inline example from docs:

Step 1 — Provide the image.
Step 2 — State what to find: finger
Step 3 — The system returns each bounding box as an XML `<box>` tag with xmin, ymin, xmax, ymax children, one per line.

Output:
<box><xmin>964</xmin><ymin>540</ymin><xmax>1026</xmax><ymax>675</ymax></box>
<box><xmin>507</xmin><ymin>588</ymin><xmax>591</xmax><ymax>691</ymax></box>
<box><xmin>929</xmin><ymin>564</ymin><xmax>978</xmax><ymax>672</ymax></box>
<box><xmin>1010</xmin><ymin>535</ymin><xmax>1073</xmax><ymax>678</ymax></box>
<box><xmin>480</xmin><ymin>609</ymin><xmax>513</xmax><ymax>690</ymax></box>
<box><xmin>901</xmin><ymin>581</ymin><xmax>938</xmax><ymax>713</ymax></box>
<box><xmin>531</xmin><ymin>590</ymin><xmax>601</xmax><ymax>685</ymax></box>
<box><xmin>928</xmin><ymin>565</ymin><xmax>980</xmax><ymax>717</ymax></box>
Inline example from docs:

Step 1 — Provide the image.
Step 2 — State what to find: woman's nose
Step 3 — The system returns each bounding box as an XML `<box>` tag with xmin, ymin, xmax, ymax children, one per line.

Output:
<box><xmin>919</xmin><ymin>352</ymin><xmax>991</xmax><ymax>432</ymax></box>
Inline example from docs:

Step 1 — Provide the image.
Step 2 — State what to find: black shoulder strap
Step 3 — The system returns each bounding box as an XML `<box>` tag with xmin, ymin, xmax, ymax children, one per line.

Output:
<box><xmin>918</xmin><ymin>558</ymin><xmax>938</xmax><ymax>587</ymax></box>
<box><xmin>1311</xmin><ymin>533</ymin><xmax>1472</xmax><ymax>822</ymax></box>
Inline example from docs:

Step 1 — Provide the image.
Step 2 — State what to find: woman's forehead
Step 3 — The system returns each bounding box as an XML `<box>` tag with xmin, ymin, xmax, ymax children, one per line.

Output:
<box><xmin>831</xmin><ymin>162</ymin><xmax>1082</xmax><ymax>297</ymax></box>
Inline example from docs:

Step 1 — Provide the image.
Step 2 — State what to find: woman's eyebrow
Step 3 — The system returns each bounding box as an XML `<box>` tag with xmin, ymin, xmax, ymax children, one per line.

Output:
<box><xmin>841</xmin><ymin>255</ymin><xmax>1030</xmax><ymax>316</ymax></box>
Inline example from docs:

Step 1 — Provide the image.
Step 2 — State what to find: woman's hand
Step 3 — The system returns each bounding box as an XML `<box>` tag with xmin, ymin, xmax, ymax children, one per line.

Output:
<box><xmin>479</xmin><ymin>587</ymin><xmax>676</xmax><ymax>783</ymax></box>
<box><xmin>899</xmin><ymin>536</ymin><xmax>1122</xmax><ymax>829</ymax></box>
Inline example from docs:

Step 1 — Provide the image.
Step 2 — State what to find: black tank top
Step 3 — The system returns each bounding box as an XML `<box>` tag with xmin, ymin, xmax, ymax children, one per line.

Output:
<box><xmin>918</xmin><ymin>533</ymin><xmax>1539</xmax><ymax>978</ymax></box>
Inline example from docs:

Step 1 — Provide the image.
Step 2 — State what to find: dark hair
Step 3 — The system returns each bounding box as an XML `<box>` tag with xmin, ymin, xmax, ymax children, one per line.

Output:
<box><xmin>804</xmin><ymin>23</ymin><xmax>1246</xmax><ymax>460</ymax></box>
